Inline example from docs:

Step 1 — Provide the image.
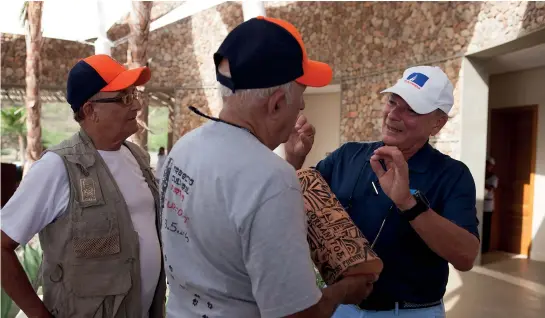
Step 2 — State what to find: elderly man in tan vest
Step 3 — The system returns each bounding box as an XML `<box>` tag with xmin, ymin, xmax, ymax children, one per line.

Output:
<box><xmin>1</xmin><ymin>55</ymin><xmax>166</xmax><ymax>318</ymax></box>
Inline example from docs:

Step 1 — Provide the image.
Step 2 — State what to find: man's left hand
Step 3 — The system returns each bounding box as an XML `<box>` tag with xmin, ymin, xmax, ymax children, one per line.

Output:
<box><xmin>370</xmin><ymin>146</ymin><xmax>416</xmax><ymax>210</ymax></box>
<box><xmin>284</xmin><ymin>114</ymin><xmax>315</xmax><ymax>159</ymax></box>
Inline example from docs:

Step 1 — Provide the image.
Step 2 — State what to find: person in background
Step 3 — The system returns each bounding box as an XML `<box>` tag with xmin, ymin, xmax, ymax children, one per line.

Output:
<box><xmin>1</xmin><ymin>54</ymin><xmax>166</xmax><ymax>318</ymax></box>
<box><xmin>155</xmin><ymin>146</ymin><xmax>166</xmax><ymax>183</ymax></box>
<box><xmin>482</xmin><ymin>156</ymin><xmax>498</xmax><ymax>253</ymax></box>
<box><xmin>285</xmin><ymin>66</ymin><xmax>480</xmax><ymax>318</ymax></box>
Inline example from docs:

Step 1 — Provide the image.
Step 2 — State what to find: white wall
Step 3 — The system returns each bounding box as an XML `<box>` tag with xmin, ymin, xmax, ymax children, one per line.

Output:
<box><xmin>488</xmin><ymin>66</ymin><xmax>545</xmax><ymax>262</ymax></box>
<box><xmin>459</xmin><ymin>57</ymin><xmax>490</xmax><ymax>266</ymax></box>
<box><xmin>301</xmin><ymin>92</ymin><xmax>341</xmax><ymax>168</ymax></box>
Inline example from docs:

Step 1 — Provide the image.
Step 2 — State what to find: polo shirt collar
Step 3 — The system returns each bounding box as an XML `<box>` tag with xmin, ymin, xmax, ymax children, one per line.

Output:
<box><xmin>407</xmin><ymin>140</ymin><xmax>433</xmax><ymax>173</ymax></box>
<box><xmin>366</xmin><ymin>140</ymin><xmax>433</xmax><ymax>174</ymax></box>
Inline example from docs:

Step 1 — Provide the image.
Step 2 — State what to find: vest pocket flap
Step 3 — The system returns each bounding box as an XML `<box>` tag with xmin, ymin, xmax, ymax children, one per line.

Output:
<box><xmin>65</xmin><ymin>154</ymin><xmax>96</xmax><ymax>168</ymax></box>
<box><xmin>69</xmin><ymin>260</ymin><xmax>132</xmax><ymax>297</ymax></box>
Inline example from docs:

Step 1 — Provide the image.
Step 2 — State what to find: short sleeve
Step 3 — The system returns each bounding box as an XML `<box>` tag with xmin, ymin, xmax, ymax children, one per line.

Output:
<box><xmin>315</xmin><ymin>144</ymin><xmax>345</xmax><ymax>184</ymax></box>
<box><xmin>240</xmin><ymin>187</ymin><xmax>322</xmax><ymax>318</ymax></box>
<box><xmin>1</xmin><ymin>152</ymin><xmax>69</xmax><ymax>244</ymax></box>
<box><xmin>441</xmin><ymin>164</ymin><xmax>480</xmax><ymax>240</ymax></box>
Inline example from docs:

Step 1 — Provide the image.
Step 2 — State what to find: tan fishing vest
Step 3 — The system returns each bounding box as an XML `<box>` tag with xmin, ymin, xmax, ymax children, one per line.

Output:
<box><xmin>38</xmin><ymin>129</ymin><xmax>166</xmax><ymax>318</ymax></box>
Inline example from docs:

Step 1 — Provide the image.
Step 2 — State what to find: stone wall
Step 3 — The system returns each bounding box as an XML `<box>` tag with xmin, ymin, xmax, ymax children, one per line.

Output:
<box><xmin>2</xmin><ymin>1</ymin><xmax>544</xmax><ymax>158</ymax></box>
<box><xmin>1</xmin><ymin>34</ymin><xmax>94</xmax><ymax>88</ymax></box>
<box><xmin>152</xmin><ymin>0</ymin><xmax>543</xmax><ymax>158</ymax></box>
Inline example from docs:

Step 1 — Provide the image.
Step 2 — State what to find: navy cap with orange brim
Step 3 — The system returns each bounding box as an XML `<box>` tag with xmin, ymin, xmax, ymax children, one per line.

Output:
<box><xmin>214</xmin><ymin>16</ymin><xmax>332</xmax><ymax>92</ymax></box>
<box><xmin>66</xmin><ymin>54</ymin><xmax>151</xmax><ymax>112</ymax></box>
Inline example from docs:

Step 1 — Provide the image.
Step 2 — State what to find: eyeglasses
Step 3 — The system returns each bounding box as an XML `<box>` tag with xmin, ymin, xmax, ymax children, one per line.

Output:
<box><xmin>90</xmin><ymin>90</ymin><xmax>141</xmax><ymax>106</ymax></box>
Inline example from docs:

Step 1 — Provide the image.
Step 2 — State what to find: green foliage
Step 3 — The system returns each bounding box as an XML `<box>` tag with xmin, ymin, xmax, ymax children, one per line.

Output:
<box><xmin>1</xmin><ymin>288</ymin><xmax>14</xmax><ymax>318</ymax></box>
<box><xmin>148</xmin><ymin>107</ymin><xmax>169</xmax><ymax>152</ymax></box>
<box><xmin>20</xmin><ymin>244</ymin><xmax>43</xmax><ymax>290</ymax></box>
<box><xmin>1</xmin><ymin>107</ymin><xmax>26</xmax><ymax>136</ymax></box>
<box><xmin>315</xmin><ymin>267</ymin><xmax>326</xmax><ymax>289</ymax></box>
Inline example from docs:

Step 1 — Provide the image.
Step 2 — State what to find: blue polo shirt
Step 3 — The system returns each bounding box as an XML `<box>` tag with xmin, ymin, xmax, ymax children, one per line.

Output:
<box><xmin>315</xmin><ymin>141</ymin><xmax>479</xmax><ymax>305</ymax></box>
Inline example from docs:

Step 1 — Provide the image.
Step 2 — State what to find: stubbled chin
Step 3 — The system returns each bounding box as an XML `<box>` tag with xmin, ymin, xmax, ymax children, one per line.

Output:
<box><xmin>382</xmin><ymin>130</ymin><xmax>402</xmax><ymax>146</ymax></box>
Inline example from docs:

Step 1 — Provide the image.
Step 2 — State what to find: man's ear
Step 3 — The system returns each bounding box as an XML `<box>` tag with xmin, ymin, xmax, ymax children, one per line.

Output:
<box><xmin>266</xmin><ymin>88</ymin><xmax>287</xmax><ymax>116</ymax></box>
<box><xmin>81</xmin><ymin>102</ymin><xmax>96</xmax><ymax>121</ymax></box>
<box><xmin>430</xmin><ymin>113</ymin><xmax>448</xmax><ymax>136</ymax></box>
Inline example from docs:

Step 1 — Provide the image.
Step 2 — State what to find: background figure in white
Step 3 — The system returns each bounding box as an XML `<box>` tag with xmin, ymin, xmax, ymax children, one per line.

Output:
<box><xmin>155</xmin><ymin>146</ymin><xmax>166</xmax><ymax>182</ymax></box>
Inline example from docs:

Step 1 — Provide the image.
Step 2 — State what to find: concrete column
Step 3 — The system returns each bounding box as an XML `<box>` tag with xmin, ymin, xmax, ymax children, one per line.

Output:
<box><xmin>94</xmin><ymin>37</ymin><xmax>112</xmax><ymax>55</ymax></box>
<box><xmin>459</xmin><ymin>57</ymin><xmax>490</xmax><ymax>266</ymax></box>
<box><xmin>95</xmin><ymin>0</ymin><xmax>111</xmax><ymax>55</ymax></box>
<box><xmin>242</xmin><ymin>1</ymin><xmax>265</xmax><ymax>21</ymax></box>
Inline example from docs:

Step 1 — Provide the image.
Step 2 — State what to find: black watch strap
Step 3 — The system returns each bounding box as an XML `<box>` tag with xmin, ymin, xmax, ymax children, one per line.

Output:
<box><xmin>399</xmin><ymin>190</ymin><xmax>429</xmax><ymax>221</ymax></box>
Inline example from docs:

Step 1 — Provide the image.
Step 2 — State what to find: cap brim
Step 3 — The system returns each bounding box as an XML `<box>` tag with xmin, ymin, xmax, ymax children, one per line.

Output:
<box><xmin>296</xmin><ymin>59</ymin><xmax>332</xmax><ymax>87</ymax></box>
<box><xmin>381</xmin><ymin>83</ymin><xmax>433</xmax><ymax>115</ymax></box>
<box><xmin>101</xmin><ymin>66</ymin><xmax>151</xmax><ymax>92</ymax></box>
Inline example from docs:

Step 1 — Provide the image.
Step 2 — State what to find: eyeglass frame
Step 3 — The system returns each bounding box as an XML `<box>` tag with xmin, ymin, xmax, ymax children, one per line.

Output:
<box><xmin>88</xmin><ymin>90</ymin><xmax>142</xmax><ymax>106</ymax></box>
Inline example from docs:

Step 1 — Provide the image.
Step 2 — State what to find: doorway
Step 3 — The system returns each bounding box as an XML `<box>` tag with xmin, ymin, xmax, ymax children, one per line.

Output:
<box><xmin>488</xmin><ymin>105</ymin><xmax>538</xmax><ymax>257</ymax></box>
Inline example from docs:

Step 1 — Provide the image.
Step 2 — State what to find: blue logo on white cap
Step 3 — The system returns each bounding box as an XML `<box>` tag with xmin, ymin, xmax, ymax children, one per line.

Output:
<box><xmin>405</xmin><ymin>72</ymin><xmax>429</xmax><ymax>89</ymax></box>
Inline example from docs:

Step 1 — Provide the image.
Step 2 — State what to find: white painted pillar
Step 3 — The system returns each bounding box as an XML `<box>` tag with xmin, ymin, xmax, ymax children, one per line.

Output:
<box><xmin>94</xmin><ymin>37</ymin><xmax>112</xmax><ymax>55</ymax></box>
<box><xmin>95</xmin><ymin>0</ymin><xmax>112</xmax><ymax>55</ymax></box>
<box><xmin>241</xmin><ymin>1</ymin><xmax>265</xmax><ymax>21</ymax></box>
<box><xmin>459</xmin><ymin>57</ymin><xmax>490</xmax><ymax>266</ymax></box>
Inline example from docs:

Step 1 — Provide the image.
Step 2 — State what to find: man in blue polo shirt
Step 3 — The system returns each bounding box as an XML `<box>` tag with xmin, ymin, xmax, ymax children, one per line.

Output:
<box><xmin>285</xmin><ymin>66</ymin><xmax>480</xmax><ymax>317</ymax></box>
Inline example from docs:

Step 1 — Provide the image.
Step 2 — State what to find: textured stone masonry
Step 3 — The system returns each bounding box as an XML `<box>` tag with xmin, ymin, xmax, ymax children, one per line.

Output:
<box><xmin>2</xmin><ymin>1</ymin><xmax>544</xmax><ymax>158</ymax></box>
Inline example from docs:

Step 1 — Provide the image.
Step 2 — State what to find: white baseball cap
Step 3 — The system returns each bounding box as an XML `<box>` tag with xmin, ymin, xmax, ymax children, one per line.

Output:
<box><xmin>381</xmin><ymin>66</ymin><xmax>454</xmax><ymax>115</ymax></box>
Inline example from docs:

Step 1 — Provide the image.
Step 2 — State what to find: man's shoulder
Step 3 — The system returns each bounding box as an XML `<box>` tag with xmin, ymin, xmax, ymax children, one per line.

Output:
<box><xmin>430</xmin><ymin>148</ymin><xmax>475</xmax><ymax>186</ymax></box>
<box><xmin>46</xmin><ymin>131</ymin><xmax>83</xmax><ymax>154</ymax></box>
<box><xmin>21</xmin><ymin>152</ymin><xmax>68</xmax><ymax>185</ymax></box>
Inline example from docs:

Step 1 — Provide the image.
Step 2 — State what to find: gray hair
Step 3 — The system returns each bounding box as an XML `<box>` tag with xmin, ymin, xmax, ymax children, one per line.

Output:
<box><xmin>217</xmin><ymin>58</ymin><xmax>295</xmax><ymax>106</ymax></box>
<box><xmin>219</xmin><ymin>82</ymin><xmax>294</xmax><ymax>106</ymax></box>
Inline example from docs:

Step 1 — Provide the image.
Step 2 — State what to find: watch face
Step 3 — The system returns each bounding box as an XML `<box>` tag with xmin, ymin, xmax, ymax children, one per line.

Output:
<box><xmin>415</xmin><ymin>190</ymin><xmax>430</xmax><ymax>207</ymax></box>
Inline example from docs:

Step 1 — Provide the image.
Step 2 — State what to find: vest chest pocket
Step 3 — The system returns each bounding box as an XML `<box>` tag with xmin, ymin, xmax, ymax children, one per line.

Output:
<box><xmin>66</xmin><ymin>155</ymin><xmax>121</xmax><ymax>259</ymax></box>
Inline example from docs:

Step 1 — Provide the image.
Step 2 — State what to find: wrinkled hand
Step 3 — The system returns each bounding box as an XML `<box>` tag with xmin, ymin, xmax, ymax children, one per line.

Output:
<box><xmin>284</xmin><ymin>114</ymin><xmax>315</xmax><ymax>159</ymax></box>
<box><xmin>370</xmin><ymin>146</ymin><xmax>414</xmax><ymax>210</ymax></box>
<box><xmin>338</xmin><ymin>274</ymin><xmax>376</xmax><ymax>304</ymax></box>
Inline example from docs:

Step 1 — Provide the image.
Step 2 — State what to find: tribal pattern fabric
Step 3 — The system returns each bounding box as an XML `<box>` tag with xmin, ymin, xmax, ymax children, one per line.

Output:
<box><xmin>297</xmin><ymin>168</ymin><xmax>383</xmax><ymax>285</ymax></box>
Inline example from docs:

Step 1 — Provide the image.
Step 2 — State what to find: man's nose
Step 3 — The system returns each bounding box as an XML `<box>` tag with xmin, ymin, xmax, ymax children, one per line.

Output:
<box><xmin>387</xmin><ymin>106</ymin><xmax>403</xmax><ymax>121</ymax></box>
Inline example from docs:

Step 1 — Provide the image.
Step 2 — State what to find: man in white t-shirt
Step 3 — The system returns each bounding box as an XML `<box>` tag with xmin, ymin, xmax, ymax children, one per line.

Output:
<box><xmin>160</xmin><ymin>16</ymin><xmax>375</xmax><ymax>318</ymax></box>
<box><xmin>155</xmin><ymin>146</ymin><xmax>166</xmax><ymax>182</ymax></box>
<box><xmin>1</xmin><ymin>55</ymin><xmax>165</xmax><ymax>318</ymax></box>
<box><xmin>482</xmin><ymin>156</ymin><xmax>499</xmax><ymax>253</ymax></box>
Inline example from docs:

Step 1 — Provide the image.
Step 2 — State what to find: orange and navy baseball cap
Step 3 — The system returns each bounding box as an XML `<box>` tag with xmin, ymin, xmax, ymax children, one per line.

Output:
<box><xmin>66</xmin><ymin>54</ymin><xmax>151</xmax><ymax>112</ymax></box>
<box><xmin>213</xmin><ymin>16</ymin><xmax>332</xmax><ymax>92</ymax></box>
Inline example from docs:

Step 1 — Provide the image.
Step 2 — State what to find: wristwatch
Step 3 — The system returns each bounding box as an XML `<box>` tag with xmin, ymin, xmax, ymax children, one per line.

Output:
<box><xmin>399</xmin><ymin>190</ymin><xmax>429</xmax><ymax>221</ymax></box>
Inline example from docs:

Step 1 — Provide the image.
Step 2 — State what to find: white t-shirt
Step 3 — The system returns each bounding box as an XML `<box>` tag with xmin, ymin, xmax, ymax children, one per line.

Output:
<box><xmin>484</xmin><ymin>174</ymin><xmax>499</xmax><ymax>212</ymax></box>
<box><xmin>160</xmin><ymin>121</ymin><xmax>322</xmax><ymax>318</ymax></box>
<box><xmin>0</xmin><ymin>146</ymin><xmax>162</xmax><ymax>318</ymax></box>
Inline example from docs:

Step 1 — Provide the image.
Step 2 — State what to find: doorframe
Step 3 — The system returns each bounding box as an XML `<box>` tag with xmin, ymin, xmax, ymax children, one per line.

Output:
<box><xmin>488</xmin><ymin>104</ymin><xmax>538</xmax><ymax>257</ymax></box>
